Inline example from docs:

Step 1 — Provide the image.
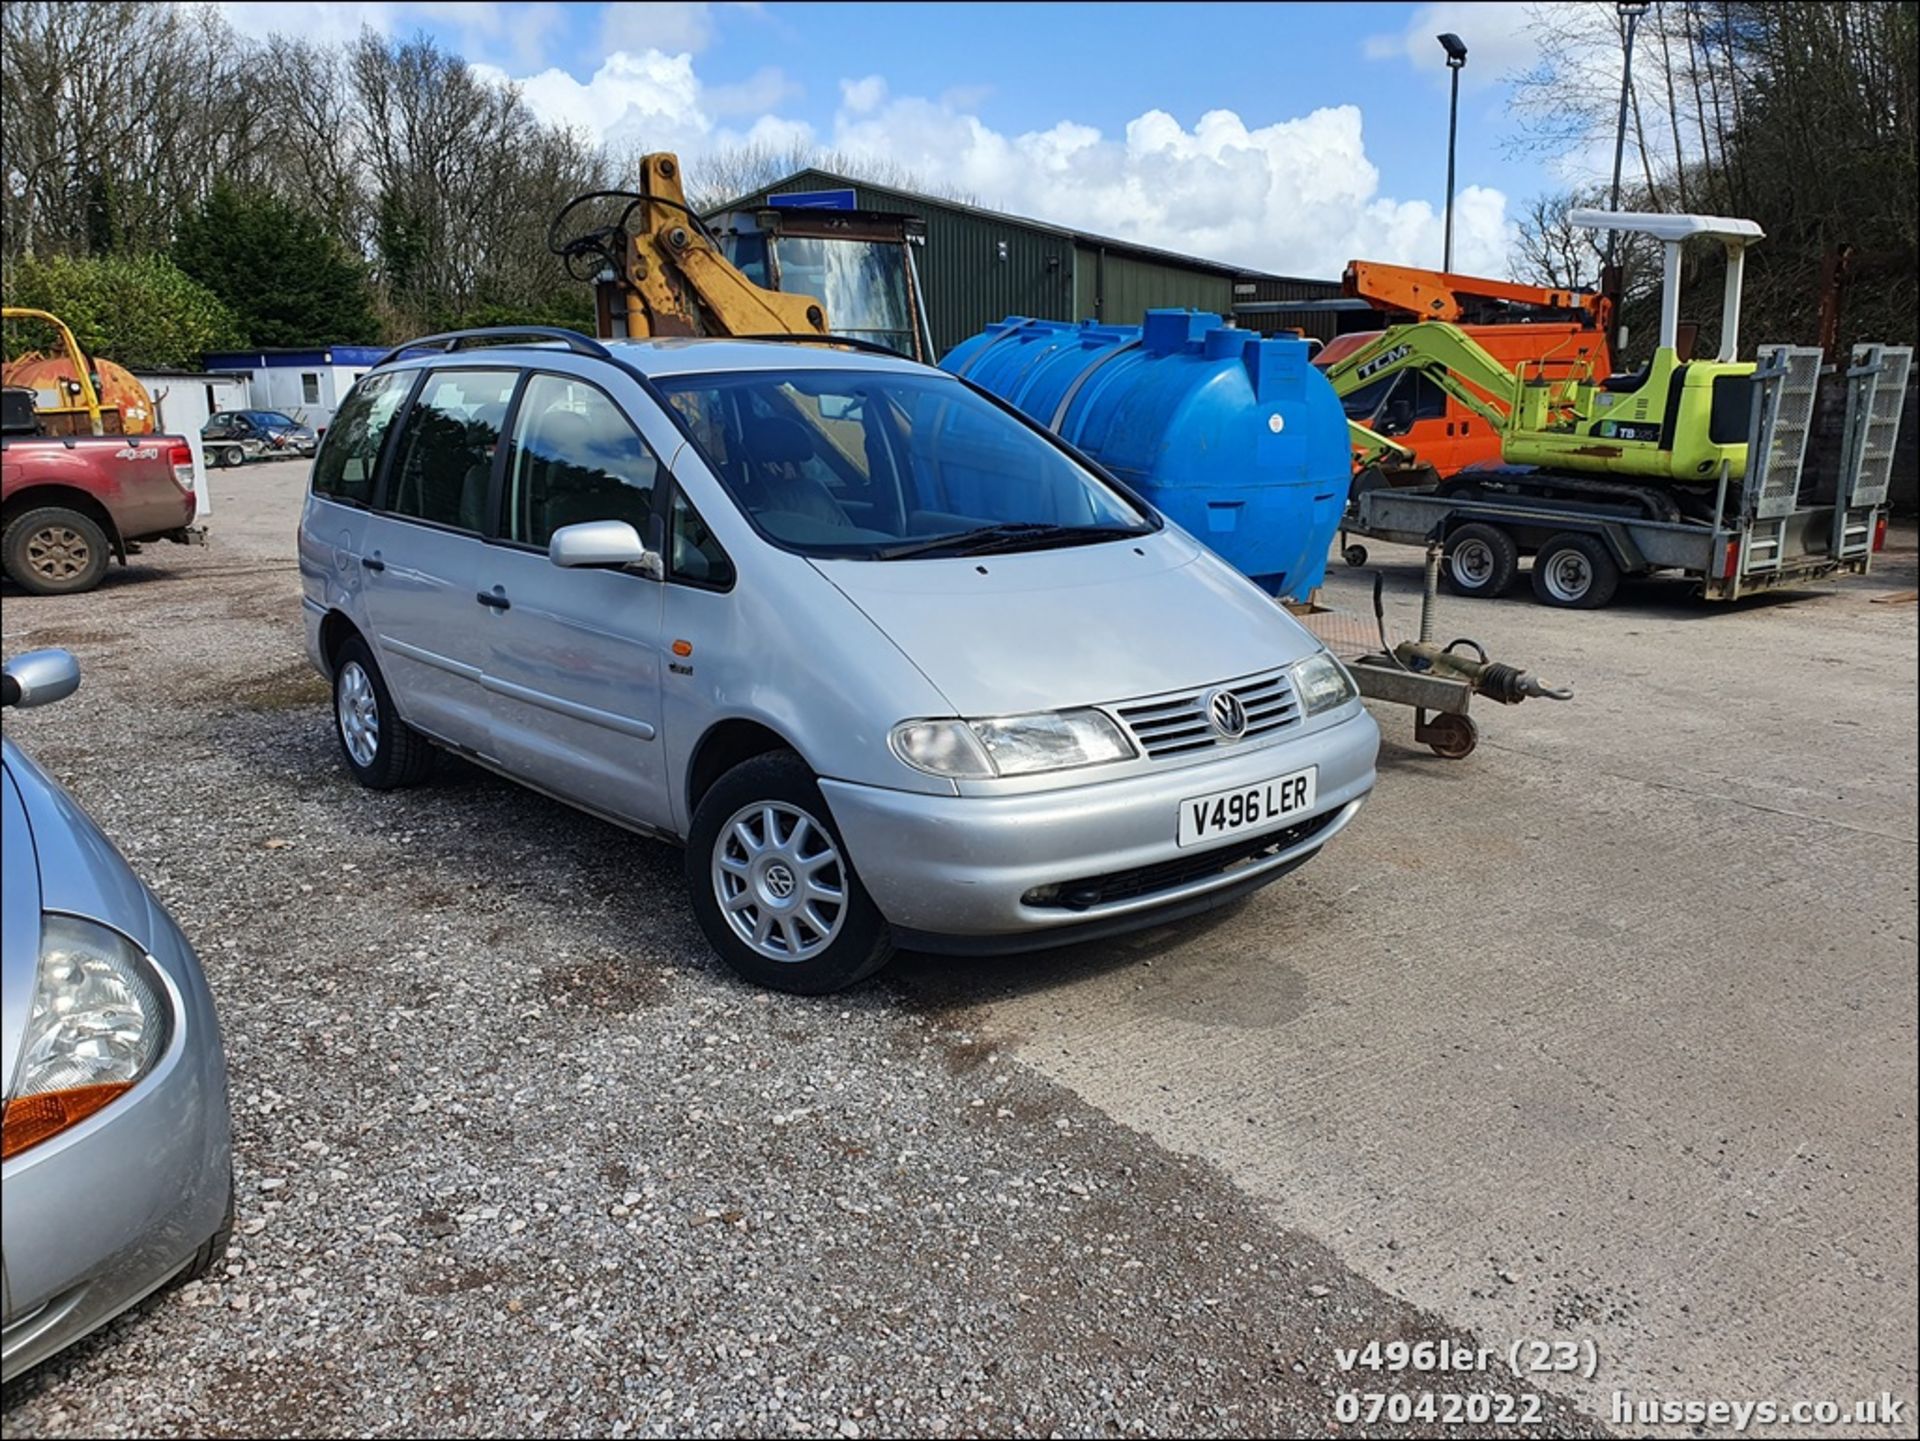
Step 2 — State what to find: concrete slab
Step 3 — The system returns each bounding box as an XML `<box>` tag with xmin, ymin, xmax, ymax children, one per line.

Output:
<box><xmin>897</xmin><ymin>528</ymin><xmax>1919</xmax><ymax>1431</ymax></box>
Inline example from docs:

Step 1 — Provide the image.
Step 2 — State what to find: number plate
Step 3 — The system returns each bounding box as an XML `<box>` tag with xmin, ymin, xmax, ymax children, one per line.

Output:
<box><xmin>1177</xmin><ymin>767</ymin><xmax>1318</xmax><ymax>848</ymax></box>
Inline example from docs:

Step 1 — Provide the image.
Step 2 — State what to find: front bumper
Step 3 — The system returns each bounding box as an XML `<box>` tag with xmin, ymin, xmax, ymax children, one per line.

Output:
<box><xmin>821</xmin><ymin>705</ymin><xmax>1379</xmax><ymax>948</ymax></box>
<box><xmin>1</xmin><ymin>907</ymin><xmax>232</xmax><ymax>1382</ymax></box>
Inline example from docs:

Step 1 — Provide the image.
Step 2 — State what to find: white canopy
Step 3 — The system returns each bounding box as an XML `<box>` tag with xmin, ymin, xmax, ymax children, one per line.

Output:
<box><xmin>1569</xmin><ymin>209</ymin><xmax>1765</xmax><ymax>245</ymax></box>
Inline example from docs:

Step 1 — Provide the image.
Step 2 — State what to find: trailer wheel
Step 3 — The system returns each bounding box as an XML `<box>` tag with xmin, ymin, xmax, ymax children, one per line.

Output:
<box><xmin>1530</xmin><ymin>533</ymin><xmax>1620</xmax><ymax>610</ymax></box>
<box><xmin>1343</xmin><ymin>543</ymin><xmax>1369</xmax><ymax>568</ymax></box>
<box><xmin>1419</xmin><ymin>711</ymin><xmax>1478</xmax><ymax>759</ymax></box>
<box><xmin>1442</xmin><ymin>523</ymin><xmax>1518</xmax><ymax>598</ymax></box>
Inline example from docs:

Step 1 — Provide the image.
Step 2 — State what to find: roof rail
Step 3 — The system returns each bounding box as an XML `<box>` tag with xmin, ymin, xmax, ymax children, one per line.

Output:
<box><xmin>372</xmin><ymin>326</ymin><xmax>612</xmax><ymax>370</ymax></box>
<box><xmin>733</xmin><ymin>333</ymin><xmax>914</xmax><ymax>360</ymax></box>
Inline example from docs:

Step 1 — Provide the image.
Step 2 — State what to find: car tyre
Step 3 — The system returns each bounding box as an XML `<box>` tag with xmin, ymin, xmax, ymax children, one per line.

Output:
<box><xmin>2</xmin><ymin>505</ymin><xmax>112</xmax><ymax>596</ymax></box>
<box><xmin>685</xmin><ymin>751</ymin><xmax>895</xmax><ymax>994</ymax></box>
<box><xmin>176</xmin><ymin>1171</ymin><xmax>235</xmax><ymax>1286</ymax></box>
<box><xmin>1530</xmin><ymin>532</ymin><xmax>1620</xmax><ymax>609</ymax></box>
<box><xmin>331</xmin><ymin>635</ymin><xmax>434</xmax><ymax>789</ymax></box>
<box><xmin>1442</xmin><ymin>522</ymin><xmax>1518</xmax><ymax>598</ymax></box>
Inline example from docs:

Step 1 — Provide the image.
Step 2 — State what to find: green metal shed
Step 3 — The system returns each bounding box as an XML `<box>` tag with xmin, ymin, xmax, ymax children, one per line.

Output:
<box><xmin>709</xmin><ymin>168</ymin><xmax>1333</xmax><ymax>358</ymax></box>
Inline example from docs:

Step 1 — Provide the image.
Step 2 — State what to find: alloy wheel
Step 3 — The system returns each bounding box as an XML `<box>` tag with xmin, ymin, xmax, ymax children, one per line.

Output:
<box><xmin>711</xmin><ymin>801</ymin><xmax>848</xmax><ymax>962</ymax></box>
<box><xmin>336</xmin><ymin>661</ymin><xmax>380</xmax><ymax>767</ymax></box>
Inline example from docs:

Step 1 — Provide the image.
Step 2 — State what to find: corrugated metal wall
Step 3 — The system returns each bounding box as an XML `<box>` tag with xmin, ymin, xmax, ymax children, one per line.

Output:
<box><xmin>1074</xmin><ymin>245</ymin><xmax>1236</xmax><ymax>325</ymax></box>
<box><xmin>1230</xmin><ymin>275</ymin><xmax>1348</xmax><ymax>344</ymax></box>
<box><xmin>723</xmin><ymin>171</ymin><xmax>1271</xmax><ymax>357</ymax></box>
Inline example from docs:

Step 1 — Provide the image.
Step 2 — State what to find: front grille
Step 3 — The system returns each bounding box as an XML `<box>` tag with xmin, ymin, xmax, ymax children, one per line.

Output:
<box><xmin>1025</xmin><ymin>807</ymin><xmax>1341</xmax><ymax>911</ymax></box>
<box><xmin>1113</xmin><ymin>667</ymin><xmax>1300</xmax><ymax>760</ymax></box>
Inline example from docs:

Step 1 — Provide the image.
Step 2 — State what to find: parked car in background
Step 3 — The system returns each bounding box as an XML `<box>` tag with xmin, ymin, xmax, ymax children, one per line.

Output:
<box><xmin>201</xmin><ymin>409</ymin><xmax>319</xmax><ymax>468</ymax></box>
<box><xmin>1</xmin><ymin>649</ymin><xmax>234</xmax><ymax>1380</ymax></box>
<box><xmin>2</xmin><ymin>386</ymin><xmax>202</xmax><ymax>596</ymax></box>
<box><xmin>297</xmin><ymin>330</ymin><xmax>1379</xmax><ymax>994</ymax></box>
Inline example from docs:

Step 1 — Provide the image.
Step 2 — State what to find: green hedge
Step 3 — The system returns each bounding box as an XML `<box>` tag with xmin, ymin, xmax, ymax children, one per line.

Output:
<box><xmin>4</xmin><ymin>253</ymin><xmax>245</xmax><ymax>370</ymax></box>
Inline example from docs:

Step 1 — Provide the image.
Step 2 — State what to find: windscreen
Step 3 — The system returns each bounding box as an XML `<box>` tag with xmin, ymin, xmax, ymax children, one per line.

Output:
<box><xmin>772</xmin><ymin>238</ymin><xmax>914</xmax><ymax>356</ymax></box>
<box><xmin>654</xmin><ymin>368</ymin><xmax>1152</xmax><ymax>559</ymax></box>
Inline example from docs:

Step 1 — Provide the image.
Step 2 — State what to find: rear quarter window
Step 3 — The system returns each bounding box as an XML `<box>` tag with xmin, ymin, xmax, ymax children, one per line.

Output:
<box><xmin>311</xmin><ymin>372</ymin><xmax>411</xmax><ymax>505</ymax></box>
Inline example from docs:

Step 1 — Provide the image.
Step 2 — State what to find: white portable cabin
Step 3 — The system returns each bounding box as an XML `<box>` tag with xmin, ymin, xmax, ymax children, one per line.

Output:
<box><xmin>126</xmin><ymin>368</ymin><xmax>253</xmax><ymax>519</ymax></box>
<box><xmin>199</xmin><ymin>345</ymin><xmax>388</xmax><ymax>433</ymax></box>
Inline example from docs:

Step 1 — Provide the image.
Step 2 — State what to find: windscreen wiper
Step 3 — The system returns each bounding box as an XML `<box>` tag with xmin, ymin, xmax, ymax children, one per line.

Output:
<box><xmin>872</xmin><ymin>522</ymin><xmax>1146</xmax><ymax>560</ymax></box>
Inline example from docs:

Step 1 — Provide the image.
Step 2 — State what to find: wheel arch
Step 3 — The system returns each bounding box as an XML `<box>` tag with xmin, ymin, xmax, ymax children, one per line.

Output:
<box><xmin>1</xmin><ymin>485</ymin><xmax>125</xmax><ymax>552</ymax></box>
<box><xmin>316</xmin><ymin>609</ymin><xmax>363</xmax><ymax>677</ymax></box>
<box><xmin>684</xmin><ymin>717</ymin><xmax>806</xmax><ymax>824</ymax></box>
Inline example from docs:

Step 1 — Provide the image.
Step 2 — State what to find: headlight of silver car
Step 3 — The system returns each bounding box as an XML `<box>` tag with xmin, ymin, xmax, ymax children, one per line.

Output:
<box><xmin>1292</xmin><ymin>650</ymin><xmax>1359</xmax><ymax>716</ymax></box>
<box><xmin>891</xmin><ymin>708</ymin><xmax>1136</xmax><ymax>779</ymax></box>
<box><xmin>2</xmin><ymin>915</ymin><xmax>170</xmax><ymax>1159</ymax></box>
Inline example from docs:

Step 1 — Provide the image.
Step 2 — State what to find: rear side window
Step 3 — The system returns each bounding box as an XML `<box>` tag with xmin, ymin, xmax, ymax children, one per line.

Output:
<box><xmin>311</xmin><ymin>372</ymin><xmax>410</xmax><ymax>504</ymax></box>
<box><xmin>386</xmin><ymin>370</ymin><xmax>517</xmax><ymax>532</ymax></box>
<box><xmin>504</xmin><ymin>374</ymin><xmax>660</xmax><ymax>548</ymax></box>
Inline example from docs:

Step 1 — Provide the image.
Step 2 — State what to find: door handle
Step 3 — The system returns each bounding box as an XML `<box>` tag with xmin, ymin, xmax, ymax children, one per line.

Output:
<box><xmin>476</xmin><ymin>590</ymin><xmax>511</xmax><ymax>611</ymax></box>
<box><xmin>360</xmin><ymin>556</ymin><xmax>385</xmax><ymax>572</ymax></box>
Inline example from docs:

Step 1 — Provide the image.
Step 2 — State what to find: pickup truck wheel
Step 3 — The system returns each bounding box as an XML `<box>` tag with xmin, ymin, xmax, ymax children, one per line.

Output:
<box><xmin>1443</xmin><ymin>523</ymin><xmax>1518</xmax><ymax>597</ymax></box>
<box><xmin>3</xmin><ymin>506</ymin><xmax>111</xmax><ymax>595</ymax></box>
<box><xmin>686</xmin><ymin>751</ymin><xmax>895</xmax><ymax>995</ymax></box>
<box><xmin>331</xmin><ymin>636</ymin><xmax>434</xmax><ymax>789</ymax></box>
<box><xmin>1530</xmin><ymin>533</ymin><xmax>1620</xmax><ymax>609</ymax></box>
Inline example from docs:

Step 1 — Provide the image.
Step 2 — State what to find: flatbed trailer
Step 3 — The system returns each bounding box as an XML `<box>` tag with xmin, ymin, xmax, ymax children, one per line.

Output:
<box><xmin>1342</xmin><ymin>343</ymin><xmax>1910</xmax><ymax>608</ymax></box>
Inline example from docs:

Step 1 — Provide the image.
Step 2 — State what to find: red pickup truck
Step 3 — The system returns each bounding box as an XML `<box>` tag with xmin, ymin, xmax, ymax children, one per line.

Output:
<box><xmin>2</xmin><ymin>386</ymin><xmax>203</xmax><ymax>595</ymax></box>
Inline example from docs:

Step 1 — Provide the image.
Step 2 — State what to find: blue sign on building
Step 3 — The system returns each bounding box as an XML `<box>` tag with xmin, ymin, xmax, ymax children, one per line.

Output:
<box><xmin>766</xmin><ymin>189</ymin><xmax>859</xmax><ymax>211</ymax></box>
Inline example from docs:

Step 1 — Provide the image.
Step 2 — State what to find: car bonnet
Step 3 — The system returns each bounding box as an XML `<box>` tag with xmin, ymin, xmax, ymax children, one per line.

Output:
<box><xmin>810</xmin><ymin>528</ymin><xmax>1322</xmax><ymax>718</ymax></box>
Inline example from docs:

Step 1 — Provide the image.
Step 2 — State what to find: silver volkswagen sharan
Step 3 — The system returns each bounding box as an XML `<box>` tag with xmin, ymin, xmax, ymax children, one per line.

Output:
<box><xmin>296</xmin><ymin>328</ymin><xmax>1379</xmax><ymax>992</ymax></box>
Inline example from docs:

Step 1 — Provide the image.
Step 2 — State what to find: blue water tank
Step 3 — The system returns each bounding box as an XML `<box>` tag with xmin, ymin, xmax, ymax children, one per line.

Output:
<box><xmin>942</xmin><ymin>310</ymin><xmax>1350</xmax><ymax>600</ymax></box>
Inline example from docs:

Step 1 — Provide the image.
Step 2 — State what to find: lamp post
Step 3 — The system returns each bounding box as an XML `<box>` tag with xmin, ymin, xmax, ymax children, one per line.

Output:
<box><xmin>1438</xmin><ymin>32</ymin><xmax>1468</xmax><ymax>272</ymax></box>
<box><xmin>1607</xmin><ymin>3</ymin><xmax>1652</xmax><ymax>265</ymax></box>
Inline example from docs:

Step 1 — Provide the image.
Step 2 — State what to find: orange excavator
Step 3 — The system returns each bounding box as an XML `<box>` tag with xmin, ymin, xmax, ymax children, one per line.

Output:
<box><xmin>1275</xmin><ymin>262</ymin><xmax>1614</xmax><ymax>484</ymax></box>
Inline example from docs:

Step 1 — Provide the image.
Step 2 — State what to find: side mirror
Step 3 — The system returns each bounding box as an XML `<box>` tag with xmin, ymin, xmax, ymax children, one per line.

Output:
<box><xmin>548</xmin><ymin>520</ymin><xmax>663</xmax><ymax>579</ymax></box>
<box><xmin>2</xmin><ymin>649</ymin><xmax>82</xmax><ymax>709</ymax></box>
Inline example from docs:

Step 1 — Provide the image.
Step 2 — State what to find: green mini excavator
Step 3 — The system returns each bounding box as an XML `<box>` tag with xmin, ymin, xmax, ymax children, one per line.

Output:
<box><xmin>1324</xmin><ymin>211</ymin><xmax>1766</xmax><ymax>490</ymax></box>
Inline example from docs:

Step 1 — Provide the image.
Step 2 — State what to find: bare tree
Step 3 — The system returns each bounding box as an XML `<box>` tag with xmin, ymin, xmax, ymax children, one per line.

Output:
<box><xmin>676</xmin><ymin>140</ymin><xmax>978</xmax><ymax>213</ymax></box>
<box><xmin>1511</xmin><ymin>190</ymin><xmax>1609</xmax><ymax>292</ymax></box>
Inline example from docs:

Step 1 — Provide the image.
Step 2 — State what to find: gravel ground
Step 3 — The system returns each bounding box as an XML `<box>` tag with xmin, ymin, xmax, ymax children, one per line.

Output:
<box><xmin>0</xmin><ymin>464</ymin><xmax>1601</xmax><ymax>1436</ymax></box>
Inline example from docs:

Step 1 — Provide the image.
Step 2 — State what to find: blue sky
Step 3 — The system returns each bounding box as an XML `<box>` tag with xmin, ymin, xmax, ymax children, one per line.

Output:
<box><xmin>216</xmin><ymin>2</ymin><xmax>1589</xmax><ymax>278</ymax></box>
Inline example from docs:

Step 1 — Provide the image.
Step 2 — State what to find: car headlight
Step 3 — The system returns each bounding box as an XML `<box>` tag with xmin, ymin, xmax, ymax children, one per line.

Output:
<box><xmin>2</xmin><ymin>915</ymin><xmax>170</xmax><ymax>1160</ymax></box>
<box><xmin>1292</xmin><ymin>650</ymin><xmax>1359</xmax><ymax>716</ymax></box>
<box><xmin>892</xmin><ymin>708</ymin><xmax>1136</xmax><ymax>778</ymax></box>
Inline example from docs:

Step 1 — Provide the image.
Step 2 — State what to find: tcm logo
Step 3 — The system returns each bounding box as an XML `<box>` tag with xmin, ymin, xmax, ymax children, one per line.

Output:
<box><xmin>1356</xmin><ymin>344</ymin><xmax>1411</xmax><ymax>381</ymax></box>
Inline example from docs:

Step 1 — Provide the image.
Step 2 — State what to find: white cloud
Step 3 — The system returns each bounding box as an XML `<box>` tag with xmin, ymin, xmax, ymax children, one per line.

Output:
<box><xmin>213</xmin><ymin>0</ymin><xmax>562</xmax><ymax>68</ymax></box>
<box><xmin>706</xmin><ymin>66</ymin><xmax>802</xmax><ymax>117</ymax></box>
<box><xmin>599</xmin><ymin>2</ymin><xmax>717</xmax><ymax>56</ymax></box>
<box><xmin>487</xmin><ymin>48</ymin><xmax>1516</xmax><ymax>280</ymax></box>
<box><xmin>213</xmin><ymin>1</ymin><xmax>398</xmax><ymax>48</ymax></box>
<box><xmin>1362</xmin><ymin>1</ymin><xmax>1552</xmax><ymax>88</ymax></box>
<box><xmin>476</xmin><ymin>50</ymin><xmax>713</xmax><ymax>153</ymax></box>
<box><xmin>824</xmin><ymin>92</ymin><xmax>1514</xmax><ymax>278</ymax></box>
<box><xmin>839</xmin><ymin>75</ymin><xmax>888</xmax><ymax>114</ymax></box>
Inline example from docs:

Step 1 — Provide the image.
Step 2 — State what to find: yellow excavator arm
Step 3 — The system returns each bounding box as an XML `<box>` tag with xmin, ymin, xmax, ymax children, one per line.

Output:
<box><xmin>552</xmin><ymin>154</ymin><xmax>832</xmax><ymax>341</ymax></box>
<box><xmin>2</xmin><ymin>306</ymin><xmax>108</xmax><ymax>434</ymax></box>
<box><xmin>1320</xmin><ymin>321</ymin><xmax>1524</xmax><ymax>470</ymax></box>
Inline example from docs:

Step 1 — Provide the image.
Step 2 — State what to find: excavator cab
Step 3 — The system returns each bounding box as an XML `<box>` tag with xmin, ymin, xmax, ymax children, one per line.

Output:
<box><xmin>706</xmin><ymin>204</ymin><xmax>934</xmax><ymax>362</ymax></box>
<box><xmin>1500</xmin><ymin>210</ymin><xmax>1764</xmax><ymax>484</ymax></box>
<box><xmin>552</xmin><ymin>154</ymin><xmax>933</xmax><ymax>362</ymax></box>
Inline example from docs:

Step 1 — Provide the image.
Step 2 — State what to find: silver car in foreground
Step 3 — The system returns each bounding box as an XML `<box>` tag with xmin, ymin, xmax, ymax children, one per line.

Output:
<box><xmin>1</xmin><ymin>650</ymin><xmax>233</xmax><ymax>1381</ymax></box>
<box><xmin>297</xmin><ymin>329</ymin><xmax>1380</xmax><ymax>993</ymax></box>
